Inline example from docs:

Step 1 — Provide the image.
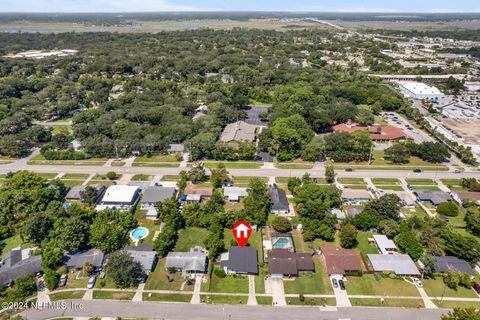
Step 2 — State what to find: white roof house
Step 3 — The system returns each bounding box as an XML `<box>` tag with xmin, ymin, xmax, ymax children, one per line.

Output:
<box><xmin>223</xmin><ymin>187</ymin><xmax>248</xmax><ymax>202</ymax></box>
<box><xmin>397</xmin><ymin>81</ymin><xmax>444</xmax><ymax>101</ymax></box>
<box><xmin>368</xmin><ymin>254</ymin><xmax>420</xmax><ymax>276</ymax></box>
<box><xmin>96</xmin><ymin>185</ymin><xmax>140</xmax><ymax>211</ymax></box>
<box><xmin>373</xmin><ymin>235</ymin><xmax>398</xmax><ymax>255</ymax></box>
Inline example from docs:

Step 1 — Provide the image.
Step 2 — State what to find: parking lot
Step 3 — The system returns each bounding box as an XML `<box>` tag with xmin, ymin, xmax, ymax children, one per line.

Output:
<box><xmin>384</xmin><ymin>112</ymin><xmax>433</xmax><ymax>143</ymax></box>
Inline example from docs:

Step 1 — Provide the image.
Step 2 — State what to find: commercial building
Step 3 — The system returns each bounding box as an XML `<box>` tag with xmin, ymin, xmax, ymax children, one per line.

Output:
<box><xmin>397</xmin><ymin>81</ymin><xmax>444</xmax><ymax>101</ymax></box>
<box><xmin>220</xmin><ymin>121</ymin><xmax>257</xmax><ymax>143</ymax></box>
<box><xmin>332</xmin><ymin>122</ymin><xmax>406</xmax><ymax>142</ymax></box>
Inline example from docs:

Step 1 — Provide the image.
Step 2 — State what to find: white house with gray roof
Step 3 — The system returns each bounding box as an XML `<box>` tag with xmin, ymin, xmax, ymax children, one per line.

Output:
<box><xmin>223</xmin><ymin>187</ymin><xmax>248</xmax><ymax>202</ymax></box>
<box><xmin>368</xmin><ymin>254</ymin><xmax>420</xmax><ymax>276</ymax></box>
<box><xmin>141</xmin><ymin>186</ymin><xmax>176</xmax><ymax>219</ymax></box>
<box><xmin>125</xmin><ymin>244</ymin><xmax>157</xmax><ymax>274</ymax></box>
<box><xmin>165</xmin><ymin>247</ymin><xmax>207</xmax><ymax>274</ymax></box>
<box><xmin>373</xmin><ymin>235</ymin><xmax>398</xmax><ymax>255</ymax></box>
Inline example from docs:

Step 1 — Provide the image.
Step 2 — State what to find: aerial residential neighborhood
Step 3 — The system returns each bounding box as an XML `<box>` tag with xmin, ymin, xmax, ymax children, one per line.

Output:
<box><xmin>0</xmin><ymin>4</ymin><xmax>480</xmax><ymax>320</ymax></box>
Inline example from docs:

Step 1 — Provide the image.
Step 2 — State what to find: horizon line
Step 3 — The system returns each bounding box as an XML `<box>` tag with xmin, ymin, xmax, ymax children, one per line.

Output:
<box><xmin>1</xmin><ymin>10</ymin><xmax>480</xmax><ymax>14</ymax></box>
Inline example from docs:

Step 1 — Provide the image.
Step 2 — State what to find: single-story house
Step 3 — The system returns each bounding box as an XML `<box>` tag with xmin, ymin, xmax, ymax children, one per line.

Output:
<box><xmin>220</xmin><ymin>246</ymin><xmax>258</xmax><ymax>275</ymax></box>
<box><xmin>0</xmin><ymin>248</ymin><xmax>42</xmax><ymax>287</ymax></box>
<box><xmin>268</xmin><ymin>249</ymin><xmax>314</xmax><ymax>277</ymax></box>
<box><xmin>125</xmin><ymin>244</ymin><xmax>157</xmax><ymax>274</ymax></box>
<box><xmin>368</xmin><ymin>254</ymin><xmax>420</xmax><ymax>276</ymax></box>
<box><xmin>434</xmin><ymin>256</ymin><xmax>475</xmax><ymax>276</ymax></box>
<box><xmin>220</xmin><ymin>121</ymin><xmax>257</xmax><ymax>143</ymax></box>
<box><xmin>330</xmin><ymin>208</ymin><xmax>346</xmax><ymax>219</ymax></box>
<box><xmin>96</xmin><ymin>185</ymin><xmax>140</xmax><ymax>211</ymax></box>
<box><xmin>165</xmin><ymin>247</ymin><xmax>207</xmax><ymax>274</ymax></box>
<box><xmin>378</xmin><ymin>190</ymin><xmax>415</xmax><ymax>207</ymax></box>
<box><xmin>65</xmin><ymin>184</ymin><xmax>106</xmax><ymax>202</ymax></box>
<box><xmin>65</xmin><ymin>249</ymin><xmax>105</xmax><ymax>271</ymax></box>
<box><xmin>455</xmin><ymin>191</ymin><xmax>480</xmax><ymax>204</ymax></box>
<box><xmin>320</xmin><ymin>244</ymin><xmax>363</xmax><ymax>275</ymax></box>
<box><xmin>141</xmin><ymin>186</ymin><xmax>176</xmax><ymax>219</ymax></box>
<box><xmin>269</xmin><ymin>186</ymin><xmax>290</xmax><ymax>214</ymax></box>
<box><xmin>166</xmin><ymin>144</ymin><xmax>185</xmax><ymax>154</ymax></box>
<box><xmin>223</xmin><ymin>187</ymin><xmax>248</xmax><ymax>202</ymax></box>
<box><xmin>414</xmin><ymin>190</ymin><xmax>451</xmax><ymax>206</ymax></box>
<box><xmin>183</xmin><ymin>183</ymin><xmax>213</xmax><ymax>203</ymax></box>
<box><xmin>373</xmin><ymin>235</ymin><xmax>398</xmax><ymax>255</ymax></box>
<box><xmin>341</xmin><ymin>189</ymin><xmax>371</xmax><ymax>203</ymax></box>
<box><xmin>346</xmin><ymin>207</ymin><xmax>362</xmax><ymax>217</ymax></box>
<box><xmin>332</xmin><ymin>122</ymin><xmax>407</xmax><ymax>142</ymax></box>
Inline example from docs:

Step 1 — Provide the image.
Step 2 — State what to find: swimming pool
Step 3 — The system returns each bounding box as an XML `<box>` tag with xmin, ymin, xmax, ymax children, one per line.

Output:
<box><xmin>130</xmin><ymin>227</ymin><xmax>149</xmax><ymax>240</ymax></box>
<box><xmin>272</xmin><ymin>238</ymin><xmax>290</xmax><ymax>249</ymax></box>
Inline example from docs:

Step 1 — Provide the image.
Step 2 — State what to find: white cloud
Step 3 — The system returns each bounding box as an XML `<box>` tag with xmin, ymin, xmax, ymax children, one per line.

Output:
<box><xmin>1</xmin><ymin>0</ymin><xmax>204</xmax><ymax>12</ymax></box>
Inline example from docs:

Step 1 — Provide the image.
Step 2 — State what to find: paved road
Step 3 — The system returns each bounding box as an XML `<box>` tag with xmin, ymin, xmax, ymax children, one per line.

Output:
<box><xmin>0</xmin><ymin>161</ymin><xmax>478</xmax><ymax>180</ymax></box>
<box><xmin>20</xmin><ymin>300</ymin><xmax>449</xmax><ymax>320</ymax></box>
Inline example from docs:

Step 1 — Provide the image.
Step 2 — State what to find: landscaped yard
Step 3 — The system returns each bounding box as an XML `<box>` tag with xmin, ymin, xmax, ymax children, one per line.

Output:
<box><xmin>275</xmin><ymin>159</ymin><xmax>314</xmax><ymax>169</ymax></box>
<box><xmin>345</xmin><ymin>275</ymin><xmax>419</xmax><ymax>297</ymax></box>
<box><xmin>286</xmin><ymin>297</ymin><xmax>336</xmax><ymax>306</ymax></box>
<box><xmin>201</xmin><ymin>294</ymin><xmax>248</xmax><ymax>304</ymax></box>
<box><xmin>63</xmin><ymin>271</ymin><xmax>89</xmax><ymax>289</ymax></box>
<box><xmin>350</xmin><ymin>298</ymin><xmax>424</xmax><ymax>308</ymax></box>
<box><xmin>142</xmin><ymin>292</ymin><xmax>192</xmax><ymax>302</ymax></box>
<box><xmin>0</xmin><ymin>234</ymin><xmax>33</xmax><ymax>254</ymax></box>
<box><xmin>283</xmin><ymin>257</ymin><xmax>333</xmax><ymax>294</ymax></box>
<box><xmin>422</xmin><ymin>278</ymin><xmax>478</xmax><ymax>298</ymax></box>
<box><xmin>93</xmin><ymin>290</ymin><xmax>135</xmax><ymax>300</ymax></box>
<box><xmin>145</xmin><ymin>259</ymin><xmax>193</xmax><ymax>291</ymax></box>
<box><xmin>232</xmin><ymin>176</ymin><xmax>268</xmax><ymax>186</ymax></box>
<box><xmin>49</xmin><ymin>290</ymin><xmax>85</xmax><ymax>301</ymax></box>
<box><xmin>174</xmin><ymin>227</ymin><xmax>209</xmax><ymax>252</ymax></box>
<box><xmin>376</xmin><ymin>185</ymin><xmax>404</xmax><ymax>191</ymax></box>
<box><xmin>203</xmin><ymin>267</ymin><xmax>249</xmax><ymax>293</ymax></box>
<box><xmin>356</xmin><ymin>232</ymin><xmax>379</xmax><ymax>257</ymax></box>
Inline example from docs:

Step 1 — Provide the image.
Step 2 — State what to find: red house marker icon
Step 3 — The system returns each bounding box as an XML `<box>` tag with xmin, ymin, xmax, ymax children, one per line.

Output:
<box><xmin>232</xmin><ymin>221</ymin><xmax>252</xmax><ymax>247</ymax></box>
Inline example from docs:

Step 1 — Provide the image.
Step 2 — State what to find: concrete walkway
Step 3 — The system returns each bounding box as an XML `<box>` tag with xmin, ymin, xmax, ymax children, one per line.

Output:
<box><xmin>417</xmin><ymin>286</ymin><xmax>438</xmax><ymax>309</ymax></box>
<box><xmin>54</xmin><ymin>172</ymin><xmax>65</xmax><ymax>180</ymax></box>
<box><xmin>436</xmin><ymin>179</ymin><xmax>451</xmax><ymax>192</ymax></box>
<box><xmin>261</xmin><ymin>162</ymin><xmax>275</xmax><ymax>169</ymax></box>
<box><xmin>82</xmin><ymin>289</ymin><xmax>93</xmax><ymax>300</ymax></box>
<box><xmin>247</xmin><ymin>275</ymin><xmax>258</xmax><ymax>305</ymax></box>
<box><xmin>123</xmin><ymin>157</ymin><xmax>136</xmax><ymax>167</ymax></box>
<box><xmin>103</xmin><ymin>159</ymin><xmax>114</xmax><ymax>167</ymax></box>
<box><xmin>330</xmin><ymin>275</ymin><xmax>351</xmax><ymax>307</ymax></box>
<box><xmin>179</xmin><ymin>153</ymin><xmax>189</xmax><ymax>169</ymax></box>
<box><xmin>190</xmin><ymin>275</ymin><xmax>203</xmax><ymax>304</ymax></box>
<box><xmin>82</xmin><ymin>174</ymin><xmax>95</xmax><ymax>186</ymax></box>
<box><xmin>132</xmin><ymin>283</ymin><xmax>145</xmax><ymax>302</ymax></box>
<box><xmin>117</xmin><ymin>173</ymin><xmax>133</xmax><ymax>185</ymax></box>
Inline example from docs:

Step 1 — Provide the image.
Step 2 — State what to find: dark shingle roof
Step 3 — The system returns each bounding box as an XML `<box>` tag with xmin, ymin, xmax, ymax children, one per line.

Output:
<box><xmin>65</xmin><ymin>249</ymin><xmax>105</xmax><ymax>269</ymax></box>
<box><xmin>0</xmin><ymin>250</ymin><xmax>42</xmax><ymax>287</ymax></box>
<box><xmin>434</xmin><ymin>256</ymin><xmax>474</xmax><ymax>276</ymax></box>
<box><xmin>221</xmin><ymin>246</ymin><xmax>258</xmax><ymax>274</ymax></box>
<box><xmin>141</xmin><ymin>186</ymin><xmax>176</xmax><ymax>204</ymax></box>
<box><xmin>268</xmin><ymin>249</ymin><xmax>314</xmax><ymax>276</ymax></box>
<box><xmin>269</xmin><ymin>186</ymin><xmax>289</xmax><ymax>212</ymax></box>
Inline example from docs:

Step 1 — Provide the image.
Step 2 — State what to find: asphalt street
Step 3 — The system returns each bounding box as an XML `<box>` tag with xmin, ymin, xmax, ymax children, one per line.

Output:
<box><xmin>20</xmin><ymin>300</ymin><xmax>449</xmax><ymax>320</ymax></box>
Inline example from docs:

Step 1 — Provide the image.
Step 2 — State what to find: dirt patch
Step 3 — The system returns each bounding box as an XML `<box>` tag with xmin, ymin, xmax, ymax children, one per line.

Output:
<box><xmin>441</xmin><ymin>119</ymin><xmax>480</xmax><ymax>144</ymax></box>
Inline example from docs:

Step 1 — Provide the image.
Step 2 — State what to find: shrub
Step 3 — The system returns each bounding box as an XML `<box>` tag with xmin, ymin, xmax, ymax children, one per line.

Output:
<box><xmin>43</xmin><ymin>268</ymin><xmax>60</xmax><ymax>291</ymax></box>
<box><xmin>106</xmin><ymin>171</ymin><xmax>118</xmax><ymax>180</ymax></box>
<box><xmin>437</xmin><ymin>202</ymin><xmax>459</xmax><ymax>217</ymax></box>
<box><xmin>271</xmin><ymin>216</ymin><xmax>292</xmax><ymax>233</ymax></box>
<box><xmin>214</xmin><ymin>268</ymin><xmax>226</xmax><ymax>278</ymax></box>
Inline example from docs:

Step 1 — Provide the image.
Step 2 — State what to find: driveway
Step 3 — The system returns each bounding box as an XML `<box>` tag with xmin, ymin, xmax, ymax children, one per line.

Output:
<box><xmin>270</xmin><ymin>276</ymin><xmax>286</xmax><ymax>306</ymax></box>
<box><xmin>330</xmin><ymin>275</ymin><xmax>351</xmax><ymax>307</ymax></box>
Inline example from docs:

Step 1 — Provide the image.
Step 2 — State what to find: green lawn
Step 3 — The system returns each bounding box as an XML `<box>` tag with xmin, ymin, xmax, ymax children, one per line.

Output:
<box><xmin>91</xmin><ymin>174</ymin><xmax>121</xmax><ymax>181</ymax></box>
<box><xmin>422</xmin><ymin>279</ymin><xmax>478</xmax><ymax>298</ymax></box>
<box><xmin>357</xmin><ymin>232</ymin><xmax>379</xmax><ymax>256</ymax></box>
<box><xmin>350</xmin><ymin>298</ymin><xmax>424</xmax><ymax>308</ymax></box>
<box><xmin>201</xmin><ymin>294</ymin><xmax>248</xmax><ymax>304</ymax></box>
<box><xmin>36</xmin><ymin>173</ymin><xmax>59</xmax><ymax>179</ymax></box>
<box><xmin>1</xmin><ymin>234</ymin><xmax>33</xmax><ymax>254</ymax></box>
<box><xmin>144</xmin><ymin>259</ymin><xmax>193</xmax><ymax>291</ymax></box>
<box><xmin>132</xmin><ymin>162</ymin><xmax>180</xmax><ymax>168</ymax></box>
<box><xmin>337</xmin><ymin>178</ymin><xmax>366</xmax><ymax>185</ymax></box>
<box><xmin>161</xmin><ymin>175</ymin><xmax>179</xmax><ymax>181</ymax></box>
<box><xmin>49</xmin><ymin>290</ymin><xmax>85</xmax><ymax>301</ymax></box>
<box><xmin>376</xmin><ymin>185</ymin><xmax>405</xmax><ymax>191</ymax></box>
<box><xmin>62</xmin><ymin>173</ymin><xmax>89</xmax><ymax>180</ymax></box>
<box><xmin>275</xmin><ymin>159</ymin><xmax>314</xmax><ymax>169</ymax></box>
<box><xmin>406</xmin><ymin>178</ymin><xmax>435</xmax><ymax>185</ymax></box>
<box><xmin>433</xmin><ymin>300</ymin><xmax>480</xmax><ymax>309</ymax></box>
<box><xmin>283</xmin><ymin>257</ymin><xmax>333</xmax><ymax>294</ymax></box>
<box><xmin>61</xmin><ymin>180</ymin><xmax>85</xmax><ymax>187</ymax></box>
<box><xmin>224</xmin><ymin>229</ymin><xmax>263</xmax><ymax>262</ymax></box>
<box><xmin>256</xmin><ymin>296</ymin><xmax>273</xmax><ymax>305</ymax></box>
<box><xmin>174</xmin><ymin>227</ymin><xmax>209</xmax><ymax>252</ymax></box>
<box><xmin>27</xmin><ymin>154</ymin><xmax>107</xmax><ymax>166</ymax></box>
<box><xmin>203</xmin><ymin>267</ymin><xmax>249</xmax><ymax>293</ymax></box>
<box><xmin>255</xmin><ymin>274</ymin><xmax>265</xmax><ymax>294</ymax></box>
<box><xmin>134</xmin><ymin>154</ymin><xmax>179</xmax><ymax>163</ymax></box>
<box><xmin>233</xmin><ymin>176</ymin><xmax>269</xmax><ymax>185</ymax></box>
<box><xmin>202</xmin><ymin>161</ymin><xmax>263</xmax><ymax>169</ymax></box>
<box><xmin>412</xmin><ymin>186</ymin><xmax>441</xmax><ymax>191</ymax></box>
<box><xmin>92</xmin><ymin>291</ymin><xmax>135</xmax><ymax>300</ymax></box>
<box><xmin>345</xmin><ymin>275</ymin><xmax>419</xmax><ymax>296</ymax></box>
<box><xmin>63</xmin><ymin>271</ymin><xmax>89</xmax><ymax>289</ymax></box>
<box><xmin>372</xmin><ymin>178</ymin><xmax>400</xmax><ymax>185</ymax></box>
<box><xmin>286</xmin><ymin>297</ymin><xmax>336</xmax><ymax>306</ymax></box>
<box><xmin>370</xmin><ymin>150</ymin><xmax>447</xmax><ymax>169</ymax></box>
<box><xmin>131</xmin><ymin>174</ymin><xmax>153</xmax><ymax>181</ymax></box>
<box><xmin>142</xmin><ymin>293</ymin><xmax>192</xmax><ymax>302</ymax></box>
<box><xmin>292</xmin><ymin>229</ymin><xmax>311</xmax><ymax>254</ymax></box>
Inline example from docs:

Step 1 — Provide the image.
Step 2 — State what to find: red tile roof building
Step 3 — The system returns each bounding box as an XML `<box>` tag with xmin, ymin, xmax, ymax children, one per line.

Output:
<box><xmin>332</xmin><ymin>122</ymin><xmax>407</xmax><ymax>141</ymax></box>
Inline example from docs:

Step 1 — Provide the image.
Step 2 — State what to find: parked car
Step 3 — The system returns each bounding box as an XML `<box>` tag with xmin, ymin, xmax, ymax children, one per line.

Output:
<box><xmin>413</xmin><ymin>278</ymin><xmax>423</xmax><ymax>288</ymax></box>
<box><xmin>58</xmin><ymin>274</ymin><xmax>68</xmax><ymax>287</ymax></box>
<box><xmin>332</xmin><ymin>278</ymin><xmax>338</xmax><ymax>288</ymax></box>
<box><xmin>345</xmin><ymin>168</ymin><xmax>353</xmax><ymax>172</ymax></box>
<box><xmin>338</xmin><ymin>279</ymin><xmax>345</xmax><ymax>290</ymax></box>
<box><xmin>87</xmin><ymin>276</ymin><xmax>96</xmax><ymax>289</ymax></box>
<box><xmin>413</xmin><ymin>169</ymin><xmax>422</xmax><ymax>173</ymax></box>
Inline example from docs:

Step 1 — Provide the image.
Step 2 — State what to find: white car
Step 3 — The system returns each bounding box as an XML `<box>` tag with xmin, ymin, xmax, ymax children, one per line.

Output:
<box><xmin>413</xmin><ymin>278</ymin><xmax>423</xmax><ymax>288</ymax></box>
<box><xmin>87</xmin><ymin>276</ymin><xmax>96</xmax><ymax>289</ymax></box>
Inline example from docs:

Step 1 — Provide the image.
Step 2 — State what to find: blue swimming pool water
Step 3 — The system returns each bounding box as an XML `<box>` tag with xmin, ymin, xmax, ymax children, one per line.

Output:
<box><xmin>273</xmin><ymin>238</ymin><xmax>290</xmax><ymax>248</ymax></box>
<box><xmin>131</xmin><ymin>227</ymin><xmax>148</xmax><ymax>239</ymax></box>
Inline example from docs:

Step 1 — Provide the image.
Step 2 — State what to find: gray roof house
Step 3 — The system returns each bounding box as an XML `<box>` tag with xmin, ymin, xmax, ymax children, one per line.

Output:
<box><xmin>220</xmin><ymin>121</ymin><xmax>256</xmax><ymax>143</ymax></box>
<box><xmin>330</xmin><ymin>208</ymin><xmax>346</xmax><ymax>219</ymax></box>
<box><xmin>434</xmin><ymin>256</ymin><xmax>475</xmax><ymax>276</ymax></box>
<box><xmin>125</xmin><ymin>244</ymin><xmax>157</xmax><ymax>274</ymax></box>
<box><xmin>346</xmin><ymin>207</ymin><xmax>362</xmax><ymax>217</ymax></box>
<box><xmin>414</xmin><ymin>190</ymin><xmax>451</xmax><ymax>206</ymax></box>
<box><xmin>165</xmin><ymin>247</ymin><xmax>207</xmax><ymax>274</ymax></box>
<box><xmin>140</xmin><ymin>186</ymin><xmax>177</xmax><ymax>219</ymax></box>
<box><xmin>223</xmin><ymin>187</ymin><xmax>248</xmax><ymax>202</ymax></box>
<box><xmin>220</xmin><ymin>246</ymin><xmax>258</xmax><ymax>275</ymax></box>
<box><xmin>368</xmin><ymin>254</ymin><xmax>420</xmax><ymax>276</ymax></box>
<box><xmin>373</xmin><ymin>235</ymin><xmax>398</xmax><ymax>255</ymax></box>
<box><xmin>65</xmin><ymin>249</ymin><xmax>105</xmax><ymax>270</ymax></box>
<box><xmin>269</xmin><ymin>186</ymin><xmax>290</xmax><ymax>214</ymax></box>
<box><xmin>166</xmin><ymin>144</ymin><xmax>185</xmax><ymax>153</ymax></box>
<box><xmin>0</xmin><ymin>248</ymin><xmax>42</xmax><ymax>287</ymax></box>
<box><xmin>65</xmin><ymin>184</ymin><xmax>106</xmax><ymax>202</ymax></box>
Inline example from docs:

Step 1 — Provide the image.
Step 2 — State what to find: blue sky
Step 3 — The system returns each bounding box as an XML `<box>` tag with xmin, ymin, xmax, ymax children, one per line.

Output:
<box><xmin>1</xmin><ymin>0</ymin><xmax>479</xmax><ymax>13</ymax></box>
